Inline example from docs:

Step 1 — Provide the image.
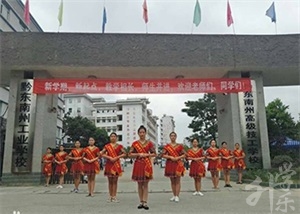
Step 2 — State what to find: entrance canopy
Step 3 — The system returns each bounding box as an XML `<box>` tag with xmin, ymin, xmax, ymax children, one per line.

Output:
<box><xmin>0</xmin><ymin>33</ymin><xmax>299</xmax><ymax>86</ymax></box>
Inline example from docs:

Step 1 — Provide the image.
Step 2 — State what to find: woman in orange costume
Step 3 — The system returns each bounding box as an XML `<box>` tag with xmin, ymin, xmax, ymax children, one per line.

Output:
<box><xmin>54</xmin><ymin>145</ymin><xmax>68</xmax><ymax>189</ymax></box>
<box><xmin>83</xmin><ymin>137</ymin><xmax>100</xmax><ymax>197</ymax></box>
<box><xmin>219</xmin><ymin>141</ymin><xmax>234</xmax><ymax>187</ymax></box>
<box><xmin>233</xmin><ymin>143</ymin><xmax>246</xmax><ymax>184</ymax></box>
<box><xmin>41</xmin><ymin>147</ymin><xmax>54</xmax><ymax>187</ymax></box>
<box><xmin>206</xmin><ymin>139</ymin><xmax>222</xmax><ymax>189</ymax></box>
<box><xmin>129</xmin><ymin>125</ymin><xmax>156</xmax><ymax>210</ymax></box>
<box><xmin>68</xmin><ymin>140</ymin><xmax>84</xmax><ymax>193</ymax></box>
<box><xmin>186</xmin><ymin>138</ymin><xmax>205</xmax><ymax>196</ymax></box>
<box><xmin>162</xmin><ymin>132</ymin><xmax>185</xmax><ymax>203</ymax></box>
<box><xmin>101</xmin><ymin>132</ymin><xmax>126</xmax><ymax>202</ymax></box>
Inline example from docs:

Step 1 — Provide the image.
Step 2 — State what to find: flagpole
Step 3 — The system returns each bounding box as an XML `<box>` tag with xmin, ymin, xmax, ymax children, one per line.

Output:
<box><xmin>191</xmin><ymin>24</ymin><xmax>194</xmax><ymax>34</ymax></box>
<box><xmin>275</xmin><ymin>23</ymin><xmax>277</xmax><ymax>34</ymax></box>
<box><xmin>232</xmin><ymin>23</ymin><xmax>236</xmax><ymax>35</ymax></box>
<box><xmin>146</xmin><ymin>23</ymin><xmax>148</xmax><ymax>34</ymax></box>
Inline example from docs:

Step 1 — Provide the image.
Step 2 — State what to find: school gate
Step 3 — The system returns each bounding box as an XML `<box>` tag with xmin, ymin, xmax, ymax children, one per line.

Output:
<box><xmin>0</xmin><ymin>32</ymin><xmax>299</xmax><ymax>184</ymax></box>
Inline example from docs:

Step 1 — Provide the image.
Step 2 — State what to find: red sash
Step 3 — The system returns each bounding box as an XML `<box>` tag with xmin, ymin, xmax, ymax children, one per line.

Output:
<box><xmin>85</xmin><ymin>146</ymin><xmax>100</xmax><ymax>173</ymax></box>
<box><xmin>43</xmin><ymin>154</ymin><xmax>53</xmax><ymax>174</ymax></box>
<box><xmin>206</xmin><ymin>148</ymin><xmax>222</xmax><ymax>171</ymax></box>
<box><xmin>219</xmin><ymin>148</ymin><xmax>235</xmax><ymax>169</ymax></box>
<box><xmin>165</xmin><ymin>144</ymin><xmax>185</xmax><ymax>176</ymax></box>
<box><xmin>71</xmin><ymin>149</ymin><xmax>84</xmax><ymax>167</ymax></box>
<box><xmin>132</xmin><ymin>141</ymin><xmax>153</xmax><ymax>178</ymax></box>
<box><xmin>187</xmin><ymin>149</ymin><xmax>205</xmax><ymax>176</ymax></box>
<box><xmin>106</xmin><ymin>144</ymin><xmax>122</xmax><ymax>176</ymax></box>
<box><xmin>233</xmin><ymin>149</ymin><xmax>246</xmax><ymax>169</ymax></box>
<box><xmin>55</xmin><ymin>152</ymin><xmax>68</xmax><ymax>173</ymax></box>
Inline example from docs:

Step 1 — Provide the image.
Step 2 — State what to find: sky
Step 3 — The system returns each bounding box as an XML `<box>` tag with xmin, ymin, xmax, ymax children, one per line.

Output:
<box><xmin>24</xmin><ymin>0</ymin><xmax>299</xmax><ymax>142</ymax></box>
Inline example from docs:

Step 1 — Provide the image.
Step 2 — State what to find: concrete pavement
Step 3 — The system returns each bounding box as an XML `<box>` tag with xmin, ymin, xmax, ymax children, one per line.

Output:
<box><xmin>0</xmin><ymin>165</ymin><xmax>299</xmax><ymax>214</ymax></box>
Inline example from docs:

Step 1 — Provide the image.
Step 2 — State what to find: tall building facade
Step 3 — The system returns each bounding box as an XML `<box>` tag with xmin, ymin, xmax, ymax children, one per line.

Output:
<box><xmin>160</xmin><ymin>114</ymin><xmax>175</xmax><ymax>145</ymax></box>
<box><xmin>64</xmin><ymin>95</ymin><xmax>159</xmax><ymax>148</ymax></box>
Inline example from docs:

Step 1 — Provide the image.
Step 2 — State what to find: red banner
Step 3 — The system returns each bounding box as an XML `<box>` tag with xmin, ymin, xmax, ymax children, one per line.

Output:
<box><xmin>33</xmin><ymin>78</ymin><xmax>252</xmax><ymax>94</ymax></box>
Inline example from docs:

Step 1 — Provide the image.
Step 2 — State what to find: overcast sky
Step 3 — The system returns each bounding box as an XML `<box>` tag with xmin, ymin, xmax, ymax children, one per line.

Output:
<box><xmin>25</xmin><ymin>0</ymin><xmax>299</xmax><ymax>142</ymax></box>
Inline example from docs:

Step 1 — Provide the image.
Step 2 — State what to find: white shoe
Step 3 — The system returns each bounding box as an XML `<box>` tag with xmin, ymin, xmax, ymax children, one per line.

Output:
<box><xmin>170</xmin><ymin>196</ymin><xmax>176</xmax><ymax>201</ymax></box>
<box><xmin>198</xmin><ymin>191</ymin><xmax>204</xmax><ymax>196</ymax></box>
<box><xmin>174</xmin><ymin>196</ymin><xmax>179</xmax><ymax>203</ymax></box>
<box><xmin>56</xmin><ymin>185</ymin><xmax>63</xmax><ymax>189</ymax></box>
<box><xmin>192</xmin><ymin>191</ymin><xmax>198</xmax><ymax>196</ymax></box>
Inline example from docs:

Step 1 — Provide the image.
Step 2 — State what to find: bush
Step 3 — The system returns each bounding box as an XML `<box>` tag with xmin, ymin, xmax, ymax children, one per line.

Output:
<box><xmin>271</xmin><ymin>155</ymin><xmax>293</xmax><ymax>168</ymax></box>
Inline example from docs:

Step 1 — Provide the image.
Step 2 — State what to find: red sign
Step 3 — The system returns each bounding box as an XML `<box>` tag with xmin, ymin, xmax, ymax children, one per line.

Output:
<box><xmin>33</xmin><ymin>78</ymin><xmax>252</xmax><ymax>94</ymax></box>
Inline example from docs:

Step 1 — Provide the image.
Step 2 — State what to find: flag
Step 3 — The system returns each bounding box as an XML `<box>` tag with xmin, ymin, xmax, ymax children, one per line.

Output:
<box><xmin>102</xmin><ymin>7</ymin><xmax>107</xmax><ymax>33</ymax></box>
<box><xmin>58</xmin><ymin>0</ymin><xmax>64</xmax><ymax>27</ymax></box>
<box><xmin>227</xmin><ymin>0</ymin><xmax>233</xmax><ymax>27</ymax></box>
<box><xmin>24</xmin><ymin>0</ymin><xmax>30</xmax><ymax>25</ymax></box>
<box><xmin>143</xmin><ymin>0</ymin><xmax>148</xmax><ymax>23</ymax></box>
<box><xmin>266</xmin><ymin>2</ymin><xmax>276</xmax><ymax>23</ymax></box>
<box><xmin>193</xmin><ymin>0</ymin><xmax>201</xmax><ymax>27</ymax></box>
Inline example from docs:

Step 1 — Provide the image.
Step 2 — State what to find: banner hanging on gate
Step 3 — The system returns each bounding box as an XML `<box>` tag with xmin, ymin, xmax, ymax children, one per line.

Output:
<box><xmin>33</xmin><ymin>78</ymin><xmax>252</xmax><ymax>94</ymax></box>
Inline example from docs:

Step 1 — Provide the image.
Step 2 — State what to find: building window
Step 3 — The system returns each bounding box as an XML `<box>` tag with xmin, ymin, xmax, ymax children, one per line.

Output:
<box><xmin>77</xmin><ymin>107</ymin><xmax>81</xmax><ymax>113</ymax></box>
<box><xmin>68</xmin><ymin>108</ymin><xmax>72</xmax><ymax>113</ymax></box>
<box><xmin>102</xmin><ymin>110</ymin><xmax>105</xmax><ymax>113</ymax></box>
<box><xmin>102</xmin><ymin>119</ymin><xmax>106</xmax><ymax>123</ymax></box>
<box><xmin>113</xmin><ymin>119</ymin><xmax>116</xmax><ymax>122</ymax></box>
<box><xmin>118</xmin><ymin>135</ymin><xmax>123</xmax><ymax>141</ymax></box>
<box><xmin>108</xmin><ymin>119</ymin><xmax>111</xmax><ymax>122</ymax></box>
<box><xmin>77</xmin><ymin>98</ymin><xmax>81</xmax><ymax>103</ymax></box>
<box><xmin>69</xmin><ymin>99</ymin><xmax>72</xmax><ymax>103</ymax></box>
<box><xmin>6</xmin><ymin>8</ymin><xmax>10</xmax><ymax>21</ymax></box>
<box><xmin>117</xmin><ymin>125</ymin><xmax>122</xmax><ymax>131</ymax></box>
<box><xmin>97</xmin><ymin>118</ymin><xmax>101</xmax><ymax>123</ymax></box>
<box><xmin>97</xmin><ymin>109</ymin><xmax>101</xmax><ymax>113</ymax></box>
<box><xmin>118</xmin><ymin>105</ymin><xmax>122</xmax><ymax>111</ymax></box>
<box><xmin>0</xmin><ymin>4</ymin><xmax>3</xmax><ymax>14</ymax></box>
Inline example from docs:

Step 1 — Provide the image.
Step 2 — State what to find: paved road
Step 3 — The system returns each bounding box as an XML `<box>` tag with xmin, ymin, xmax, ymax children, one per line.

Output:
<box><xmin>1</xmin><ymin>165</ymin><xmax>299</xmax><ymax>214</ymax></box>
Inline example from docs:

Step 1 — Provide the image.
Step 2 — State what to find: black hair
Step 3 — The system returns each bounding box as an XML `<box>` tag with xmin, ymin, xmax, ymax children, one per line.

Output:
<box><xmin>221</xmin><ymin>141</ymin><xmax>227</xmax><ymax>145</ymax></box>
<box><xmin>235</xmin><ymin>143</ymin><xmax>240</xmax><ymax>146</ymax></box>
<box><xmin>191</xmin><ymin>138</ymin><xmax>198</xmax><ymax>143</ymax></box>
<box><xmin>138</xmin><ymin>125</ymin><xmax>147</xmax><ymax>133</ymax></box>
<box><xmin>110</xmin><ymin>132</ymin><xmax>118</xmax><ymax>137</ymax></box>
<box><xmin>169</xmin><ymin>131</ymin><xmax>177</xmax><ymax>136</ymax></box>
<box><xmin>47</xmin><ymin>147</ymin><xmax>52</xmax><ymax>151</ymax></box>
<box><xmin>209</xmin><ymin>139</ymin><xmax>216</xmax><ymax>145</ymax></box>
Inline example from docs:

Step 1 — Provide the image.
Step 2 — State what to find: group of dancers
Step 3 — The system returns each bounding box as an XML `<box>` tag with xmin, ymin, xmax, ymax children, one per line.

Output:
<box><xmin>42</xmin><ymin>125</ymin><xmax>246</xmax><ymax>210</ymax></box>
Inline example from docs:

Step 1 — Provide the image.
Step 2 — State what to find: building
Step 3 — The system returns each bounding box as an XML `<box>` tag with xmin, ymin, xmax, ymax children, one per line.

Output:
<box><xmin>0</xmin><ymin>0</ymin><xmax>64</xmax><ymax>180</ymax></box>
<box><xmin>64</xmin><ymin>95</ymin><xmax>159</xmax><ymax>148</ymax></box>
<box><xmin>64</xmin><ymin>94</ymin><xmax>94</xmax><ymax>118</ymax></box>
<box><xmin>93</xmin><ymin>97</ymin><xmax>159</xmax><ymax>148</ymax></box>
<box><xmin>160</xmin><ymin>114</ymin><xmax>175</xmax><ymax>145</ymax></box>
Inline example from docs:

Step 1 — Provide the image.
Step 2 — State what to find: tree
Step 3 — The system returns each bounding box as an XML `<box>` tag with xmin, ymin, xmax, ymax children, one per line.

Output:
<box><xmin>62</xmin><ymin>115</ymin><xmax>109</xmax><ymax>149</ymax></box>
<box><xmin>266</xmin><ymin>99</ymin><xmax>298</xmax><ymax>158</ymax></box>
<box><xmin>181</xmin><ymin>93</ymin><xmax>217</xmax><ymax>143</ymax></box>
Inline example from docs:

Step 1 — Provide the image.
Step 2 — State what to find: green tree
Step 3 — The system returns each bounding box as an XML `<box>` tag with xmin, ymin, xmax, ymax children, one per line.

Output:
<box><xmin>181</xmin><ymin>93</ymin><xmax>217</xmax><ymax>143</ymax></box>
<box><xmin>296</xmin><ymin>115</ymin><xmax>300</xmax><ymax>140</ymax></box>
<box><xmin>266</xmin><ymin>99</ymin><xmax>298</xmax><ymax>158</ymax></box>
<box><xmin>62</xmin><ymin>115</ymin><xmax>109</xmax><ymax>149</ymax></box>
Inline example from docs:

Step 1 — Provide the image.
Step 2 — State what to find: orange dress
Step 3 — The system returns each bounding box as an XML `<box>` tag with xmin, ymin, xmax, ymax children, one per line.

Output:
<box><xmin>55</xmin><ymin>151</ymin><xmax>68</xmax><ymax>175</ymax></box>
<box><xmin>206</xmin><ymin>147</ymin><xmax>222</xmax><ymax>171</ymax></box>
<box><xmin>69</xmin><ymin>148</ymin><xmax>84</xmax><ymax>176</ymax></box>
<box><xmin>83</xmin><ymin>146</ymin><xmax>100</xmax><ymax>175</ymax></box>
<box><xmin>131</xmin><ymin>141</ymin><xmax>155</xmax><ymax>182</ymax></box>
<box><xmin>163</xmin><ymin>143</ymin><xmax>185</xmax><ymax>177</ymax></box>
<box><xmin>103</xmin><ymin>143</ymin><xmax>124</xmax><ymax>177</ymax></box>
<box><xmin>233</xmin><ymin>149</ymin><xmax>246</xmax><ymax>170</ymax></box>
<box><xmin>219</xmin><ymin>148</ymin><xmax>235</xmax><ymax>170</ymax></box>
<box><xmin>187</xmin><ymin>148</ymin><xmax>205</xmax><ymax>178</ymax></box>
<box><xmin>42</xmin><ymin>154</ymin><xmax>54</xmax><ymax>176</ymax></box>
